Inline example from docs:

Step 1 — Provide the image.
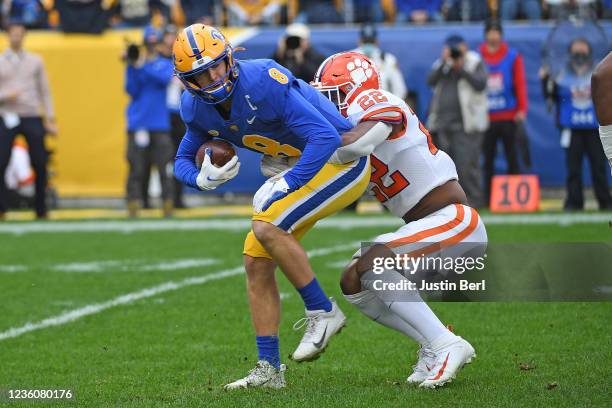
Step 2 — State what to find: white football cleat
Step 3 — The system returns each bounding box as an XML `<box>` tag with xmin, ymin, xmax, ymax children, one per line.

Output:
<box><xmin>419</xmin><ymin>336</ymin><xmax>475</xmax><ymax>388</ymax></box>
<box><xmin>223</xmin><ymin>360</ymin><xmax>286</xmax><ymax>390</ymax></box>
<box><xmin>406</xmin><ymin>345</ymin><xmax>436</xmax><ymax>385</ymax></box>
<box><xmin>291</xmin><ymin>298</ymin><xmax>346</xmax><ymax>362</ymax></box>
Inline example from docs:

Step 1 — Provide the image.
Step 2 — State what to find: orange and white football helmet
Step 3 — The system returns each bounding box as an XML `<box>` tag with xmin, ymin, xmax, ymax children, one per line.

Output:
<box><xmin>173</xmin><ymin>24</ymin><xmax>238</xmax><ymax>104</ymax></box>
<box><xmin>312</xmin><ymin>51</ymin><xmax>380</xmax><ymax>116</ymax></box>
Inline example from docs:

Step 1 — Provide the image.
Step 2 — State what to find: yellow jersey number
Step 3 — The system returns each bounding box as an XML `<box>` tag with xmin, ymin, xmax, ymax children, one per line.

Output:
<box><xmin>268</xmin><ymin>68</ymin><xmax>288</xmax><ymax>85</ymax></box>
<box><xmin>242</xmin><ymin>134</ymin><xmax>301</xmax><ymax>158</ymax></box>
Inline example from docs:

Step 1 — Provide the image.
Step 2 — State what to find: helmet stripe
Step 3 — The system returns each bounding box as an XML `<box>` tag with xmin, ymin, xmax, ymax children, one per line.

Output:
<box><xmin>315</xmin><ymin>54</ymin><xmax>336</xmax><ymax>82</ymax></box>
<box><xmin>185</xmin><ymin>26</ymin><xmax>203</xmax><ymax>60</ymax></box>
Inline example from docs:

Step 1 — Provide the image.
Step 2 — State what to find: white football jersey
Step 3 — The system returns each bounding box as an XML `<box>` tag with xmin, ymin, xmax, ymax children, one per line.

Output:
<box><xmin>346</xmin><ymin>89</ymin><xmax>458</xmax><ymax>218</ymax></box>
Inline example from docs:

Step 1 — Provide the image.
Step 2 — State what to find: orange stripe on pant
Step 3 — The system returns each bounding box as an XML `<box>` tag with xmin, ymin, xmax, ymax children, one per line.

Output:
<box><xmin>404</xmin><ymin>207</ymin><xmax>480</xmax><ymax>259</ymax></box>
<box><xmin>388</xmin><ymin>204</ymin><xmax>466</xmax><ymax>249</ymax></box>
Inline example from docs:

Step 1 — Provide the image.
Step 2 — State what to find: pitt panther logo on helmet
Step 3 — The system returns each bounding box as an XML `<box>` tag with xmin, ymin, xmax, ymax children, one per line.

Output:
<box><xmin>173</xmin><ymin>24</ymin><xmax>239</xmax><ymax>104</ymax></box>
<box><xmin>210</xmin><ymin>28</ymin><xmax>225</xmax><ymax>42</ymax></box>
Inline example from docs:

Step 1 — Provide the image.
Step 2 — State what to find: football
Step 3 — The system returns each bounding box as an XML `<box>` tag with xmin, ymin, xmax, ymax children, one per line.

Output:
<box><xmin>195</xmin><ymin>140</ymin><xmax>236</xmax><ymax>169</ymax></box>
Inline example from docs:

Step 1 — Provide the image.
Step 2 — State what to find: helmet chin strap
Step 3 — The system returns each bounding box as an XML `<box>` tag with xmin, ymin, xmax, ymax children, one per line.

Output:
<box><xmin>199</xmin><ymin>65</ymin><xmax>239</xmax><ymax>104</ymax></box>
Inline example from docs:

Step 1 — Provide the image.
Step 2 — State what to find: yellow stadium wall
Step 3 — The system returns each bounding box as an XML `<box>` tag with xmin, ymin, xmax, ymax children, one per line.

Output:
<box><xmin>0</xmin><ymin>28</ymin><xmax>243</xmax><ymax>197</ymax></box>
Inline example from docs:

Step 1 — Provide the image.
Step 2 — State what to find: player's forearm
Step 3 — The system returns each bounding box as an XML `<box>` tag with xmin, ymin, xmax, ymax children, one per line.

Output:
<box><xmin>174</xmin><ymin>130</ymin><xmax>207</xmax><ymax>189</ymax></box>
<box><xmin>339</xmin><ymin>121</ymin><xmax>380</xmax><ymax>146</ymax></box>
<box><xmin>174</xmin><ymin>156</ymin><xmax>199</xmax><ymax>189</ymax></box>
<box><xmin>332</xmin><ymin>122</ymin><xmax>392</xmax><ymax>163</ymax></box>
<box><xmin>284</xmin><ymin>132</ymin><xmax>341</xmax><ymax>189</ymax></box>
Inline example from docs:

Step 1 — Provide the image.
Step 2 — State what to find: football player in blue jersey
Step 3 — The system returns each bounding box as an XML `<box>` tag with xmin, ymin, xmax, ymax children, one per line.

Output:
<box><xmin>172</xmin><ymin>24</ymin><xmax>372</xmax><ymax>389</ymax></box>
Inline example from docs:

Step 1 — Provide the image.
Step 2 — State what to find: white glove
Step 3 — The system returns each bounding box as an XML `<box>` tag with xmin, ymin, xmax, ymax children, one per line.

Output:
<box><xmin>253</xmin><ymin>176</ymin><xmax>291</xmax><ymax>213</ymax></box>
<box><xmin>196</xmin><ymin>149</ymin><xmax>240</xmax><ymax>190</ymax></box>
<box><xmin>260</xmin><ymin>155</ymin><xmax>298</xmax><ymax>178</ymax></box>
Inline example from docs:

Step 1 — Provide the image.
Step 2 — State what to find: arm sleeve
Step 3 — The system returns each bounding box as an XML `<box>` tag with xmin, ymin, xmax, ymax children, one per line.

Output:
<box><xmin>174</xmin><ymin>126</ymin><xmax>209</xmax><ymax>189</ymax></box>
<box><xmin>281</xmin><ymin>84</ymin><xmax>343</xmax><ymax>190</ymax></box>
<box><xmin>460</xmin><ymin>61</ymin><xmax>487</xmax><ymax>91</ymax></box>
<box><xmin>333</xmin><ymin>122</ymin><xmax>392</xmax><ymax>163</ymax></box>
<box><xmin>513</xmin><ymin>54</ymin><xmax>528</xmax><ymax>115</ymax></box>
<box><xmin>125</xmin><ymin>66</ymin><xmax>141</xmax><ymax>97</ymax></box>
<box><xmin>140</xmin><ymin>60</ymin><xmax>174</xmax><ymax>86</ymax></box>
<box><xmin>427</xmin><ymin>60</ymin><xmax>446</xmax><ymax>86</ymax></box>
<box><xmin>36</xmin><ymin>58</ymin><xmax>54</xmax><ymax>119</ymax></box>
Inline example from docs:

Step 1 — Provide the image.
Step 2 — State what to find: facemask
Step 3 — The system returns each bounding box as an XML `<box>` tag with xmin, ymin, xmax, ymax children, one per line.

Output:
<box><xmin>571</xmin><ymin>52</ymin><xmax>590</xmax><ymax>66</ymax></box>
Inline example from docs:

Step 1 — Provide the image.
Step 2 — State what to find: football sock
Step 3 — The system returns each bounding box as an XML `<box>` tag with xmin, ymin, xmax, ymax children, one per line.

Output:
<box><xmin>344</xmin><ymin>290</ymin><xmax>427</xmax><ymax>344</ymax></box>
<box><xmin>256</xmin><ymin>335</ymin><xmax>280</xmax><ymax>369</ymax></box>
<box><xmin>361</xmin><ymin>269</ymin><xmax>450</xmax><ymax>344</ymax></box>
<box><xmin>297</xmin><ymin>278</ymin><xmax>332</xmax><ymax>312</ymax></box>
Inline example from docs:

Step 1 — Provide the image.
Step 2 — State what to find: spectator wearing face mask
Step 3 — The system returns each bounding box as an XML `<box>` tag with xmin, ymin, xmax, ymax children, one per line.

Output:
<box><xmin>541</xmin><ymin>38</ymin><xmax>612</xmax><ymax>210</ymax></box>
<box><xmin>353</xmin><ymin>23</ymin><xmax>407</xmax><ymax>101</ymax></box>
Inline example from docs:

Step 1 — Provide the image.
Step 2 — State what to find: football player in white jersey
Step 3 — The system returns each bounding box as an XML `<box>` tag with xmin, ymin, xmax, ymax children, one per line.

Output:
<box><xmin>312</xmin><ymin>52</ymin><xmax>488</xmax><ymax>388</ymax></box>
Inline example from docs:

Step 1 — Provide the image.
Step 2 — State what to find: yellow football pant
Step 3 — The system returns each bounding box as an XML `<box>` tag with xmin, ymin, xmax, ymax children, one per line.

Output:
<box><xmin>243</xmin><ymin>156</ymin><xmax>371</xmax><ymax>259</ymax></box>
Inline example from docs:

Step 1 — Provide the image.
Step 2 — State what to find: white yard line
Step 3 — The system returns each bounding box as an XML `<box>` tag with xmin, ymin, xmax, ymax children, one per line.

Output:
<box><xmin>0</xmin><ymin>243</ymin><xmax>357</xmax><ymax>342</ymax></box>
<box><xmin>1</xmin><ymin>213</ymin><xmax>608</xmax><ymax>234</ymax></box>
<box><xmin>326</xmin><ymin>260</ymin><xmax>352</xmax><ymax>269</ymax></box>
<box><xmin>137</xmin><ymin>259</ymin><xmax>218</xmax><ymax>272</ymax></box>
<box><xmin>2</xmin><ymin>259</ymin><xmax>220</xmax><ymax>274</ymax></box>
<box><xmin>0</xmin><ymin>265</ymin><xmax>28</xmax><ymax>273</ymax></box>
<box><xmin>307</xmin><ymin>242</ymin><xmax>361</xmax><ymax>257</ymax></box>
<box><xmin>0</xmin><ymin>267</ymin><xmax>243</xmax><ymax>342</ymax></box>
<box><xmin>52</xmin><ymin>260</ymin><xmax>125</xmax><ymax>272</ymax></box>
<box><xmin>279</xmin><ymin>292</ymin><xmax>292</xmax><ymax>300</ymax></box>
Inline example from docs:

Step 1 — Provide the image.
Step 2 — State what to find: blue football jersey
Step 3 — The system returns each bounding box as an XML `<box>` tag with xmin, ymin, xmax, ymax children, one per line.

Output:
<box><xmin>175</xmin><ymin>59</ymin><xmax>352</xmax><ymax>190</ymax></box>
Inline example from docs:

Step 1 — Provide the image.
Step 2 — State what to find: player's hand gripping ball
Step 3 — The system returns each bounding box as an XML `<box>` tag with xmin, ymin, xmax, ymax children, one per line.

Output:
<box><xmin>195</xmin><ymin>140</ymin><xmax>240</xmax><ymax>190</ymax></box>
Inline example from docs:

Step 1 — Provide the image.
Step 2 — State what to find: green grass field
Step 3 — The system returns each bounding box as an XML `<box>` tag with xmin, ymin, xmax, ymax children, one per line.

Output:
<box><xmin>0</xmin><ymin>214</ymin><xmax>610</xmax><ymax>407</ymax></box>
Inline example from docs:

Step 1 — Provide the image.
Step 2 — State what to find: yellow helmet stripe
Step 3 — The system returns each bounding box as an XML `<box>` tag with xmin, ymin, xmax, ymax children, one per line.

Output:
<box><xmin>185</xmin><ymin>26</ymin><xmax>203</xmax><ymax>61</ymax></box>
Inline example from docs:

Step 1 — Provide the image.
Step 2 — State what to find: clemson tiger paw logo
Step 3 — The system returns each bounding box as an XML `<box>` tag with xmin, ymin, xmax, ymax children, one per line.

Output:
<box><xmin>346</xmin><ymin>58</ymin><xmax>373</xmax><ymax>85</ymax></box>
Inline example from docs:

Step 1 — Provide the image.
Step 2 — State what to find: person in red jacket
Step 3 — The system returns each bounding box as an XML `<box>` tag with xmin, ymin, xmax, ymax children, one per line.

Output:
<box><xmin>479</xmin><ymin>20</ymin><xmax>528</xmax><ymax>206</ymax></box>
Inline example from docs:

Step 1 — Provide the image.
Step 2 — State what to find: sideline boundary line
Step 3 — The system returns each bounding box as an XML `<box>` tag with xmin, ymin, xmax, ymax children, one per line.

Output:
<box><xmin>0</xmin><ymin>213</ymin><xmax>609</xmax><ymax>234</ymax></box>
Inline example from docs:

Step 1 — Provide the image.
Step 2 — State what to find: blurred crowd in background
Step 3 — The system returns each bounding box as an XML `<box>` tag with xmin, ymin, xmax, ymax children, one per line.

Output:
<box><xmin>1</xmin><ymin>0</ymin><xmax>611</xmax><ymax>32</ymax></box>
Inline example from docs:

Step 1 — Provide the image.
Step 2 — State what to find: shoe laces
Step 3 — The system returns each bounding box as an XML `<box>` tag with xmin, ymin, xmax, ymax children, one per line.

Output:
<box><xmin>413</xmin><ymin>346</ymin><xmax>436</xmax><ymax>373</ymax></box>
<box><xmin>293</xmin><ymin>314</ymin><xmax>320</xmax><ymax>341</ymax></box>
<box><xmin>245</xmin><ymin>361</ymin><xmax>272</xmax><ymax>381</ymax></box>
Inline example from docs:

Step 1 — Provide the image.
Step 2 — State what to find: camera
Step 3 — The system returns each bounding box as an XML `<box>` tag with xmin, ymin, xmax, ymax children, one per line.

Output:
<box><xmin>285</xmin><ymin>35</ymin><xmax>302</xmax><ymax>50</ymax></box>
<box><xmin>125</xmin><ymin>43</ymin><xmax>140</xmax><ymax>65</ymax></box>
<box><xmin>450</xmin><ymin>45</ymin><xmax>463</xmax><ymax>59</ymax></box>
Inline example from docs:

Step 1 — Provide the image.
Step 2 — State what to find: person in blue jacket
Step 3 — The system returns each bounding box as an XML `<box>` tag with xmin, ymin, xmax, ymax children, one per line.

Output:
<box><xmin>543</xmin><ymin>38</ymin><xmax>612</xmax><ymax>210</ymax></box>
<box><xmin>125</xmin><ymin>25</ymin><xmax>175</xmax><ymax>217</ymax></box>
